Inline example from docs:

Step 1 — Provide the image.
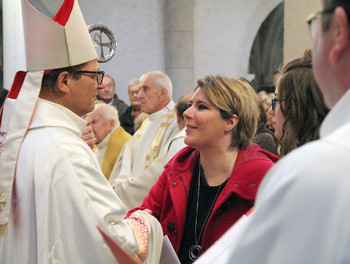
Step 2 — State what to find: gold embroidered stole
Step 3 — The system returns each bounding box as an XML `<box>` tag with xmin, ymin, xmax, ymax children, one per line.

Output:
<box><xmin>100</xmin><ymin>127</ymin><xmax>131</xmax><ymax>180</ymax></box>
<box><xmin>132</xmin><ymin>118</ymin><xmax>149</xmax><ymax>170</ymax></box>
<box><xmin>145</xmin><ymin>110</ymin><xmax>176</xmax><ymax>169</ymax></box>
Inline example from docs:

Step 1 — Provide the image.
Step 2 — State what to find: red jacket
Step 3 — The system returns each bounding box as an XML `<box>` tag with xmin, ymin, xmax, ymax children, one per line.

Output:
<box><xmin>127</xmin><ymin>144</ymin><xmax>279</xmax><ymax>253</ymax></box>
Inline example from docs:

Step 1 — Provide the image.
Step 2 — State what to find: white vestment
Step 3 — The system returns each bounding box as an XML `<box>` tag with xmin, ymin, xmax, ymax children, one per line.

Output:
<box><xmin>95</xmin><ymin>130</ymin><xmax>111</xmax><ymax>165</ymax></box>
<box><xmin>110</xmin><ymin>101</ymin><xmax>180</xmax><ymax>209</ymax></box>
<box><xmin>111</xmin><ymin>129</ymin><xmax>186</xmax><ymax>210</ymax></box>
<box><xmin>0</xmin><ymin>99</ymin><xmax>162</xmax><ymax>264</ymax></box>
<box><xmin>219</xmin><ymin>89</ymin><xmax>350</xmax><ymax>263</ymax></box>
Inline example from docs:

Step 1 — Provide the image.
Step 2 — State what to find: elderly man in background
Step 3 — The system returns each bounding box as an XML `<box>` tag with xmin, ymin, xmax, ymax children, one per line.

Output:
<box><xmin>120</xmin><ymin>78</ymin><xmax>142</xmax><ymax>135</ymax></box>
<box><xmin>86</xmin><ymin>103</ymin><xmax>131</xmax><ymax>180</ymax></box>
<box><xmin>97</xmin><ymin>74</ymin><xmax>128</xmax><ymax>118</ymax></box>
<box><xmin>109</xmin><ymin>71</ymin><xmax>181</xmax><ymax>209</ymax></box>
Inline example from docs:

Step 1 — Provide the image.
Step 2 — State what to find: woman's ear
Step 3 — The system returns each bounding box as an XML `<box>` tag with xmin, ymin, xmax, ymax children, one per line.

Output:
<box><xmin>225</xmin><ymin>114</ymin><xmax>238</xmax><ymax>133</ymax></box>
<box><xmin>56</xmin><ymin>71</ymin><xmax>70</xmax><ymax>93</ymax></box>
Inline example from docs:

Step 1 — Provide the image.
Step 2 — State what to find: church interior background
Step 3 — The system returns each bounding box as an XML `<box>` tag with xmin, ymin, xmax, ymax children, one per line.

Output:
<box><xmin>2</xmin><ymin>0</ymin><xmax>319</xmax><ymax>103</ymax></box>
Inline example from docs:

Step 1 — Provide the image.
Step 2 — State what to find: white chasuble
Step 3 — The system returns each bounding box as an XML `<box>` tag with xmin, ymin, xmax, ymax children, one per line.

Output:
<box><xmin>0</xmin><ymin>99</ymin><xmax>162</xmax><ymax>264</ymax></box>
<box><xmin>110</xmin><ymin>101</ymin><xmax>179</xmax><ymax>183</ymax></box>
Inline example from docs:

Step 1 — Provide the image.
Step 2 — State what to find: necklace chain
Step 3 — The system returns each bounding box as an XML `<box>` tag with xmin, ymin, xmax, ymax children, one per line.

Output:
<box><xmin>189</xmin><ymin>152</ymin><xmax>238</xmax><ymax>261</ymax></box>
<box><xmin>194</xmin><ymin>163</ymin><xmax>222</xmax><ymax>244</ymax></box>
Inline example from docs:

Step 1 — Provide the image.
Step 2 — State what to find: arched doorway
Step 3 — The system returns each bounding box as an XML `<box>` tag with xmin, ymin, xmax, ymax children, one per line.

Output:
<box><xmin>249</xmin><ymin>1</ymin><xmax>284</xmax><ymax>93</ymax></box>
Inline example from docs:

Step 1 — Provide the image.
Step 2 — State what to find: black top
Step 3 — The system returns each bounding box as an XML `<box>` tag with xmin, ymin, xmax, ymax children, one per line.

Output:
<box><xmin>111</xmin><ymin>94</ymin><xmax>128</xmax><ymax>118</ymax></box>
<box><xmin>96</xmin><ymin>94</ymin><xmax>129</xmax><ymax>118</ymax></box>
<box><xmin>178</xmin><ymin>163</ymin><xmax>227</xmax><ymax>264</ymax></box>
<box><xmin>120</xmin><ymin>106</ymin><xmax>135</xmax><ymax>135</ymax></box>
<box><xmin>253</xmin><ymin>126</ymin><xmax>278</xmax><ymax>155</ymax></box>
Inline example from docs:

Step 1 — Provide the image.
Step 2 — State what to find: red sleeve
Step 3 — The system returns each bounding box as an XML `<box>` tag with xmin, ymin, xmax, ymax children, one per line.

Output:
<box><xmin>125</xmin><ymin>167</ymin><xmax>169</xmax><ymax>219</ymax></box>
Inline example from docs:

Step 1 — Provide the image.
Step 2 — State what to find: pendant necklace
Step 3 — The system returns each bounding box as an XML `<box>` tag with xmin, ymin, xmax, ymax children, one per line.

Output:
<box><xmin>188</xmin><ymin>161</ymin><xmax>224</xmax><ymax>261</ymax></box>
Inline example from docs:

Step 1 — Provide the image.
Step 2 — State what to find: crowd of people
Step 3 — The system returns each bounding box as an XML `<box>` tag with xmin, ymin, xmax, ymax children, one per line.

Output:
<box><xmin>1</xmin><ymin>0</ymin><xmax>350</xmax><ymax>263</ymax></box>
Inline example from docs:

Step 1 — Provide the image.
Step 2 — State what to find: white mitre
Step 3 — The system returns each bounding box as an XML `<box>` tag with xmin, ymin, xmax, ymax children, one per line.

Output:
<box><xmin>0</xmin><ymin>0</ymin><xmax>97</xmax><ymax>236</ymax></box>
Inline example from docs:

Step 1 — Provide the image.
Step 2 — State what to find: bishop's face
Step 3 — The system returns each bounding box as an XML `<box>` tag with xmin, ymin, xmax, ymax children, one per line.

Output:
<box><xmin>66</xmin><ymin>59</ymin><xmax>100</xmax><ymax>117</ymax></box>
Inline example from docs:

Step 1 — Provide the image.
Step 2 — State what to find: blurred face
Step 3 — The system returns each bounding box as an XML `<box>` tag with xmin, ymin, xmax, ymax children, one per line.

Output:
<box><xmin>86</xmin><ymin>107</ymin><xmax>114</xmax><ymax>144</ymax></box>
<box><xmin>184</xmin><ymin>88</ymin><xmax>227</xmax><ymax>150</ymax></box>
<box><xmin>128</xmin><ymin>84</ymin><xmax>140</xmax><ymax>108</ymax></box>
<box><xmin>257</xmin><ymin>90</ymin><xmax>267</xmax><ymax>99</ymax></box>
<box><xmin>262</xmin><ymin>102</ymin><xmax>273</xmax><ymax>129</ymax></box>
<box><xmin>97</xmin><ymin>75</ymin><xmax>115</xmax><ymax>103</ymax></box>
<box><xmin>138</xmin><ymin>75</ymin><xmax>163</xmax><ymax>114</ymax></box>
<box><xmin>67</xmin><ymin>59</ymin><xmax>99</xmax><ymax>116</ymax></box>
<box><xmin>268</xmin><ymin>84</ymin><xmax>285</xmax><ymax>140</ymax></box>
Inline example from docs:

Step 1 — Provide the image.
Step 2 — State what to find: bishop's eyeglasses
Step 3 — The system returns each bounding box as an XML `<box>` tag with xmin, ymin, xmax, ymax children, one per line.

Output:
<box><xmin>75</xmin><ymin>70</ymin><xmax>105</xmax><ymax>85</ymax></box>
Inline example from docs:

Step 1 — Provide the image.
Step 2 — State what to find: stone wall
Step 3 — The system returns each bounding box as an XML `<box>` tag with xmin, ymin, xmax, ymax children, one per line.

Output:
<box><xmin>284</xmin><ymin>0</ymin><xmax>321</xmax><ymax>63</ymax></box>
<box><xmin>4</xmin><ymin>0</ymin><xmax>323</xmax><ymax>102</ymax></box>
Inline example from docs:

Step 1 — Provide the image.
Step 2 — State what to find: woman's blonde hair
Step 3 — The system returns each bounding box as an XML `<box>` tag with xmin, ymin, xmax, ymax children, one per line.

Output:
<box><xmin>196</xmin><ymin>75</ymin><xmax>259</xmax><ymax>149</ymax></box>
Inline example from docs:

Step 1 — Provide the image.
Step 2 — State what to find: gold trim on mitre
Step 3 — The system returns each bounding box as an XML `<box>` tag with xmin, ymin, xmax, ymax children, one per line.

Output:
<box><xmin>22</xmin><ymin>0</ymin><xmax>97</xmax><ymax>71</ymax></box>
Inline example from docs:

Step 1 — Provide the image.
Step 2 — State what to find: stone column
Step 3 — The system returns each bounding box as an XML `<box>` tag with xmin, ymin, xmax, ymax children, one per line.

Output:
<box><xmin>284</xmin><ymin>0</ymin><xmax>321</xmax><ymax>63</ymax></box>
<box><xmin>164</xmin><ymin>0</ymin><xmax>194</xmax><ymax>101</ymax></box>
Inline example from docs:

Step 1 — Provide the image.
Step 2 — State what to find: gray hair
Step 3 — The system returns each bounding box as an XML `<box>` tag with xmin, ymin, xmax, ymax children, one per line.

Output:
<box><xmin>94</xmin><ymin>103</ymin><xmax>120</xmax><ymax>127</ymax></box>
<box><xmin>104</xmin><ymin>74</ymin><xmax>115</xmax><ymax>87</ymax></box>
<box><xmin>140</xmin><ymin>71</ymin><xmax>173</xmax><ymax>99</ymax></box>
<box><xmin>128</xmin><ymin>78</ymin><xmax>140</xmax><ymax>88</ymax></box>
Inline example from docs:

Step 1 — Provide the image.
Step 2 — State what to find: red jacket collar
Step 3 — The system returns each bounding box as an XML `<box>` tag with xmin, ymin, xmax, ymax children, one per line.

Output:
<box><xmin>165</xmin><ymin>144</ymin><xmax>279</xmax><ymax>201</ymax></box>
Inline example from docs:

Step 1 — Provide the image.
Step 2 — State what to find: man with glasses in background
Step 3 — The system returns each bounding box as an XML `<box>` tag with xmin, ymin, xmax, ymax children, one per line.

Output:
<box><xmin>97</xmin><ymin>74</ymin><xmax>129</xmax><ymax>118</ymax></box>
<box><xmin>120</xmin><ymin>78</ymin><xmax>142</xmax><ymax>135</ymax></box>
<box><xmin>201</xmin><ymin>1</ymin><xmax>350</xmax><ymax>263</ymax></box>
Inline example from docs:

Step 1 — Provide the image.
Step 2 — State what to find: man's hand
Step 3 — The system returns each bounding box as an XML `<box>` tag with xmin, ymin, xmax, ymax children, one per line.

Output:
<box><xmin>82</xmin><ymin>124</ymin><xmax>96</xmax><ymax>149</ymax></box>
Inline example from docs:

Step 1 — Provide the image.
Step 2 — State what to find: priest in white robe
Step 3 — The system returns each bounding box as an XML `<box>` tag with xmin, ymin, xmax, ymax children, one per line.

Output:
<box><xmin>0</xmin><ymin>0</ymin><xmax>162</xmax><ymax>263</ymax></box>
<box><xmin>110</xmin><ymin>71</ymin><xmax>180</xmax><ymax>209</ymax></box>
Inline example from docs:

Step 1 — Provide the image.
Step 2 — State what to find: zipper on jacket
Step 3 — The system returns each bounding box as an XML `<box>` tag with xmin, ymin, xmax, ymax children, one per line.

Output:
<box><xmin>180</xmin><ymin>175</ymin><xmax>188</xmax><ymax>198</ymax></box>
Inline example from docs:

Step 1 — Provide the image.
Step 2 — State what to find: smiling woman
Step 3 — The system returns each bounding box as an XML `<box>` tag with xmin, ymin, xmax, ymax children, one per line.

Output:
<box><xmin>185</xmin><ymin>76</ymin><xmax>260</xmax><ymax>152</ymax></box>
<box><xmin>127</xmin><ymin>74</ymin><xmax>279</xmax><ymax>263</ymax></box>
